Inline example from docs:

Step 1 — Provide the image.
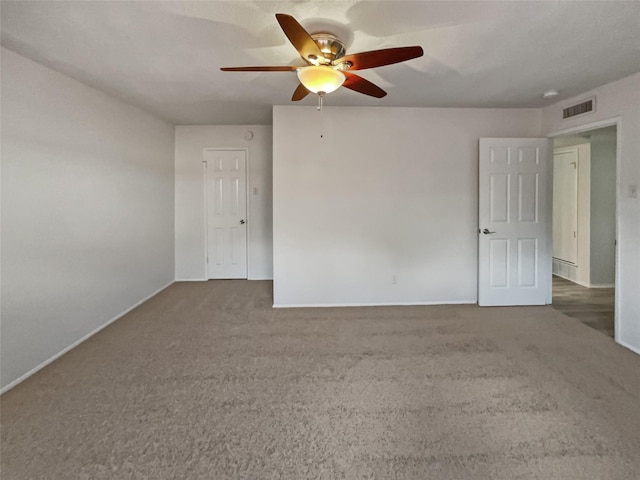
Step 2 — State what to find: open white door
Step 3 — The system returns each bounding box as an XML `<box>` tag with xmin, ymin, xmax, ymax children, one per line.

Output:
<box><xmin>478</xmin><ymin>138</ymin><xmax>552</xmax><ymax>306</ymax></box>
<box><xmin>204</xmin><ymin>149</ymin><xmax>247</xmax><ymax>279</ymax></box>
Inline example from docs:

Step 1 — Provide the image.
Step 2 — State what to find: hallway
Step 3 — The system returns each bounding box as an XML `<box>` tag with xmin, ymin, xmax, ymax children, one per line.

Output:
<box><xmin>552</xmin><ymin>275</ymin><xmax>615</xmax><ymax>338</ymax></box>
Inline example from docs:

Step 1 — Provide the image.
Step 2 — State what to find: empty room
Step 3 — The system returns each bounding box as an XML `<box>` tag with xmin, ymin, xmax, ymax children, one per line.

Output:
<box><xmin>2</xmin><ymin>1</ymin><xmax>640</xmax><ymax>479</ymax></box>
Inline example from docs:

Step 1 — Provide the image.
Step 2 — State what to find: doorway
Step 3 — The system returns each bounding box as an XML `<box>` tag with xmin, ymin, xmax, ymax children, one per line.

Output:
<box><xmin>550</xmin><ymin>125</ymin><xmax>617</xmax><ymax>337</ymax></box>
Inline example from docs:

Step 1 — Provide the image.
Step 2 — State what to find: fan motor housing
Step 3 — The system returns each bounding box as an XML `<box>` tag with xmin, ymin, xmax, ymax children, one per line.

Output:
<box><xmin>310</xmin><ymin>33</ymin><xmax>346</xmax><ymax>63</ymax></box>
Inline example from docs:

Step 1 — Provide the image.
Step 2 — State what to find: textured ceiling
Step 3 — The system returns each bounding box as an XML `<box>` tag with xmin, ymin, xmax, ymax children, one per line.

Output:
<box><xmin>2</xmin><ymin>1</ymin><xmax>639</xmax><ymax>125</ymax></box>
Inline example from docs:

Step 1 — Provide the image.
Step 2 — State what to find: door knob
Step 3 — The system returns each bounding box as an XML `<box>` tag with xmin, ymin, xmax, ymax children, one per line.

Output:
<box><xmin>482</xmin><ymin>228</ymin><xmax>496</xmax><ymax>235</ymax></box>
<box><xmin>240</xmin><ymin>219</ymin><xmax>245</xmax><ymax>224</ymax></box>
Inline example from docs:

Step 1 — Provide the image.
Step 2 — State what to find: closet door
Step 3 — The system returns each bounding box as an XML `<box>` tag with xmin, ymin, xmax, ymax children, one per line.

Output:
<box><xmin>553</xmin><ymin>148</ymin><xmax>579</xmax><ymax>265</ymax></box>
<box><xmin>204</xmin><ymin>149</ymin><xmax>248</xmax><ymax>279</ymax></box>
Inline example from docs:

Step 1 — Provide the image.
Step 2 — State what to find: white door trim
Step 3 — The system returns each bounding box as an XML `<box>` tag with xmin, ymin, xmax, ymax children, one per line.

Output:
<box><xmin>202</xmin><ymin>148</ymin><xmax>251</xmax><ymax>279</ymax></box>
<box><xmin>547</xmin><ymin>116</ymin><xmax>621</xmax><ymax>344</ymax></box>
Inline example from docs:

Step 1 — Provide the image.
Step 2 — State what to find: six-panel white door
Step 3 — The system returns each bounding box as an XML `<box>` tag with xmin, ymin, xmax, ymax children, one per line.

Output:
<box><xmin>478</xmin><ymin>138</ymin><xmax>552</xmax><ymax>306</ymax></box>
<box><xmin>204</xmin><ymin>149</ymin><xmax>247</xmax><ymax>279</ymax></box>
<box><xmin>552</xmin><ymin>147</ymin><xmax>579</xmax><ymax>265</ymax></box>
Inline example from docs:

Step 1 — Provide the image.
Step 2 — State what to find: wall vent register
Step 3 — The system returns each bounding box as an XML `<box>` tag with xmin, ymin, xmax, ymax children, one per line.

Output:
<box><xmin>563</xmin><ymin>97</ymin><xmax>595</xmax><ymax>119</ymax></box>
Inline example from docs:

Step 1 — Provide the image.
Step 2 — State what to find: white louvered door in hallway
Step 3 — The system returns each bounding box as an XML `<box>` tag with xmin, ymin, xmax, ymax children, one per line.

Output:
<box><xmin>204</xmin><ymin>149</ymin><xmax>247</xmax><ymax>279</ymax></box>
<box><xmin>478</xmin><ymin>138</ymin><xmax>552</xmax><ymax>306</ymax></box>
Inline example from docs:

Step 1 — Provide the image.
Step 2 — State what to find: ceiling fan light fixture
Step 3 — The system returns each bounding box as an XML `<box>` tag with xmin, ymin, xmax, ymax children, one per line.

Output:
<box><xmin>222</xmin><ymin>14</ymin><xmax>423</xmax><ymax>101</ymax></box>
<box><xmin>297</xmin><ymin>65</ymin><xmax>345</xmax><ymax>95</ymax></box>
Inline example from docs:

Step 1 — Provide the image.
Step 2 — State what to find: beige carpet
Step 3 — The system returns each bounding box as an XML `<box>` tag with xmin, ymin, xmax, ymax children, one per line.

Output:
<box><xmin>2</xmin><ymin>280</ymin><xmax>640</xmax><ymax>479</ymax></box>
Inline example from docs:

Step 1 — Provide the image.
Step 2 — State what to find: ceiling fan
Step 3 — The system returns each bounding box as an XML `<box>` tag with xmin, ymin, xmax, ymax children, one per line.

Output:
<box><xmin>221</xmin><ymin>13</ymin><xmax>424</xmax><ymax>101</ymax></box>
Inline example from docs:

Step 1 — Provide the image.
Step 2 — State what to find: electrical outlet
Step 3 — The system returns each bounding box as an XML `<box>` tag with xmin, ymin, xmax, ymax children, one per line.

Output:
<box><xmin>629</xmin><ymin>184</ymin><xmax>638</xmax><ymax>199</ymax></box>
<box><xmin>253</xmin><ymin>187</ymin><xmax>259</xmax><ymax>195</ymax></box>
<box><xmin>392</xmin><ymin>275</ymin><xmax>398</xmax><ymax>284</ymax></box>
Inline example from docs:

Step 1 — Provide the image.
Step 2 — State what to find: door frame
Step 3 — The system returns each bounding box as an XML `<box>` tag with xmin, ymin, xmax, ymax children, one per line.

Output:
<box><xmin>202</xmin><ymin>148</ymin><xmax>251</xmax><ymax>279</ymax></box>
<box><xmin>546</xmin><ymin>116</ymin><xmax>621</xmax><ymax>343</ymax></box>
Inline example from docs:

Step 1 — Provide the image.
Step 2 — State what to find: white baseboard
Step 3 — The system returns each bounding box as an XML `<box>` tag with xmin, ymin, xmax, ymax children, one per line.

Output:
<box><xmin>617</xmin><ymin>339</ymin><xmax>640</xmax><ymax>356</ymax></box>
<box><xmin>553</xmin><ymin>274</ymin><xmax>614</xmax><ymax>289</ymax></box>
<box><xmin>175</xmin><ymin>278</ymin><xmax>273</xmax><ymax>282</ymax></box>
<box><xmin>554</xmin><ymin>273</ymin><xmax>589</xmax><ymax>288</ymax></box>
<box><xmin>272</xmin><ymin>300</ymin><xmax>476</xmax><ymax>308</ymax></box>
<box><xmin>0</xmin><ymin>280</ymin><xmax>175</xmax><ymax>395</ymax></box>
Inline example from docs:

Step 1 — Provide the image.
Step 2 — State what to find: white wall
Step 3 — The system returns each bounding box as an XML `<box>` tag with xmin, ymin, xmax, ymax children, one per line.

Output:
<box><xmin>174</xmin><ymin>126</ymin><xmax>273</xmax><ymax>280</ymax></box>
<box><xmin>542</xmin><ymin>73</ymin><xmax>640</xmax><ymax>353</ymax></box>
<box><xmin>273</xmin><ymin>106</ymin><xmax>541</xmax><ymax>307</ymax></box>
<box><xmin>589</xmin><ymin>129</ymin><xmax>616</xmax><ymax>286</ymax></box>
<box><xmin>1</xmin><ymin>49</ymin><xmax>175</xmax><ymax>391</ymax></box>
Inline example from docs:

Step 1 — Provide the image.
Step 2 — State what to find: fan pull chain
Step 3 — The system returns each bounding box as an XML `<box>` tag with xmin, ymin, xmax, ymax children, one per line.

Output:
<box><xmin>318</xmin><ymin>93</ymin><xmax>324</xmax><ymax>138</ymax></box>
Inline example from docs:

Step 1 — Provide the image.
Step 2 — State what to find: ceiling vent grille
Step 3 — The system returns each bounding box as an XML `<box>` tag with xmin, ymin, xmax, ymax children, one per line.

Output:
<box><xmin>563</xmin><ymin>97</ymin><xmax>595</xmax><ymax>119</ymax></box>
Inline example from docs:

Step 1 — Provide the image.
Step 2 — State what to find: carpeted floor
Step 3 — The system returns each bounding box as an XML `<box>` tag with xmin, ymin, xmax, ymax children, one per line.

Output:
<box><xmin>2</xmin><ymin>280</ymin><xmax>640</xmax><ymax>479</ymax></box>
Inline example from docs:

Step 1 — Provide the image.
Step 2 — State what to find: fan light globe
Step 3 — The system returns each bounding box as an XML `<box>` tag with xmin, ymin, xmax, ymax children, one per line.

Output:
<box><xmin>297</xmin><ymin>66</ymin><xmax>345</xmax><ymax>95</ymax></box>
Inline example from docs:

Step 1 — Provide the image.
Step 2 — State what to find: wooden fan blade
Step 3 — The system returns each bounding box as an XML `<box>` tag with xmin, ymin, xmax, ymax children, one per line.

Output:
<box><xmin>342</xmin><ymin>72</ymin><xmax>387</xmax><ymax>98</ymax></box>
<box><xmin>292</xmin><ymin>83</ymin><xmax>310</xmax><ymax>101</ymax></box>
<box><xmin>275</xmin><ymin>13</ymin><xmax>323</xmax><ymax>62</ymax></box>
<box><xmin>220</xmin><ymin>66</ymin><xmax>298</xmax><ymax>72</ymax></box>
<box><xmin>335</xmin><ymin>46</ymin><xmax>423</xmax><ymax>70</ymax></box>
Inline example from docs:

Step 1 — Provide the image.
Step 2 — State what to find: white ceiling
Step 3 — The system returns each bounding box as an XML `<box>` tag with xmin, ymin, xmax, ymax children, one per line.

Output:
<box><xmin>2</xmin><ymin>1</ymin><xmax>639</xmax><ymax>125</ymax></box>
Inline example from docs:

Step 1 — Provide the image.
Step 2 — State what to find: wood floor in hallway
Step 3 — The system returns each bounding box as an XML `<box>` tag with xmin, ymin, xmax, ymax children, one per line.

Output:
<box><xmin>551</xmin><ymin>275</ymin><xmax>615</xmax><ymax>338</ymax></box>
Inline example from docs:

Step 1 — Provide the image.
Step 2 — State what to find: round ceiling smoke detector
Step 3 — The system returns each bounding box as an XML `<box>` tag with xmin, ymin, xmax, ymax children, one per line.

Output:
<box><xmin>543</xmin><ymin>90</ymin><xmax>559</xmax><ymax>99</ymax></box>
